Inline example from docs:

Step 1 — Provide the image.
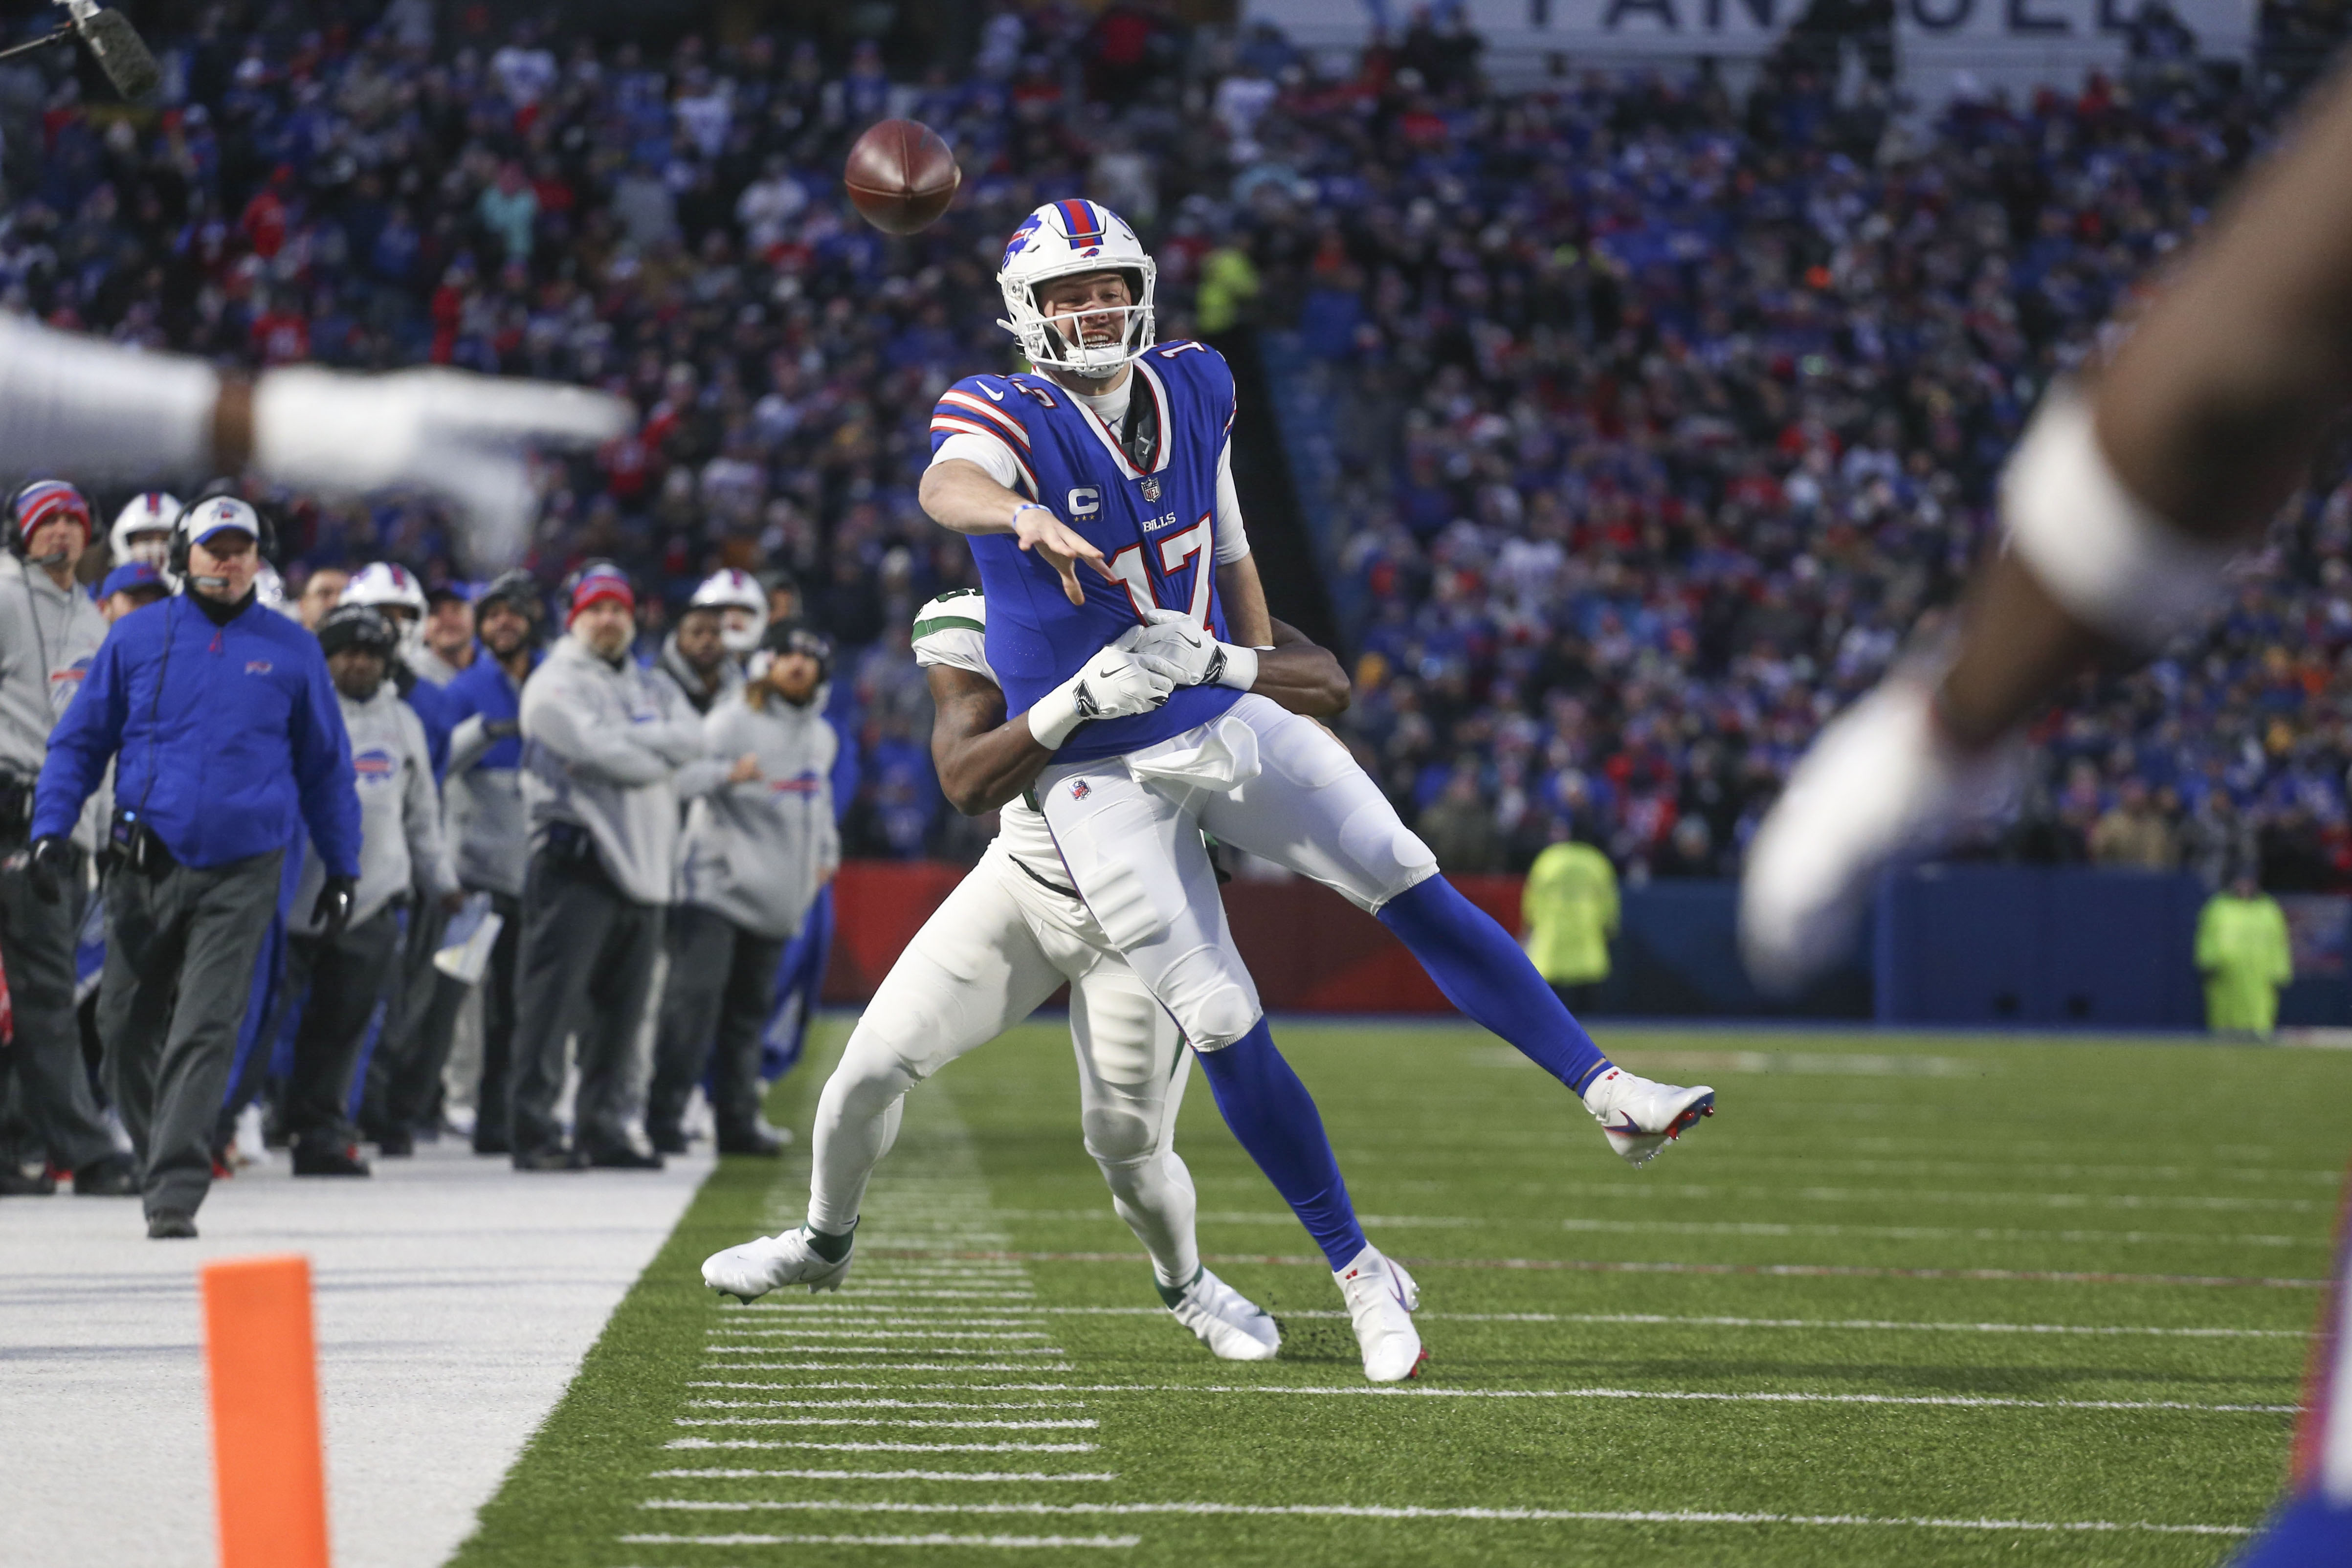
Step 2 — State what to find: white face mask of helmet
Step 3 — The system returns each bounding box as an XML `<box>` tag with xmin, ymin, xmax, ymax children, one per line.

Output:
<box><xmin>689</xmin><ymin>568</ymin><xmax>769</xmax><ymax>657</ymax></box>
<box><xmin>996</xmin><ymin>199</ymin><xmax>1157</xmax><ymax>380</ymax></box>
<box><xmin>111</xmin><ymin>491</ymin><xmax>181</xmax><ymax>570</ymax></box>
<box><xmin>339</xmin><ymin>561</ymin><xmax>431</xmax><ymax>664</ymax></box>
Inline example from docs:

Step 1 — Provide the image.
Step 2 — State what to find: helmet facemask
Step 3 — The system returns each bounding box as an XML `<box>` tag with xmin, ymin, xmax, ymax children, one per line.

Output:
<box><xmin>998</xmin><ymin>259</ymin><xmax>1157</xmax><ymax>379</ymax></box>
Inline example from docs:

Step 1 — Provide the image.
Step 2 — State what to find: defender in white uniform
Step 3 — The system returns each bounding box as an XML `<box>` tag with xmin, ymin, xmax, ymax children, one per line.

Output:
<box><xmin>707</xmin><ymin>590</ymin><xmax>1314</xmax><ymax>1362</ymax></box>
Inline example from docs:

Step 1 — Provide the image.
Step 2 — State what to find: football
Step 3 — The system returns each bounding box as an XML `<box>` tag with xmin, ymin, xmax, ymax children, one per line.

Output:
<box><xmin>844</xmin><ymin>117</ymin><xmax>961</xmax><ymax>235</ymax></box>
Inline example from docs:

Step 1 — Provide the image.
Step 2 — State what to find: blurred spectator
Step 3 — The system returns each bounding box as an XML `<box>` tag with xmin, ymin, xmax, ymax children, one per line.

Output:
<box><xmin>2196</xmin><ymin>871</ymin><xmax>2292</xmax><ymax>1036</ymax></box>
<box><xmin>1521</xmin><ymin>825</ymin><xmax>1619</xmax><ymax>1013</ymax></box>
<box><xmin>2089</xmin><ymin>781</ymin><xmax>2180</xmax><ymax>871</ymax></box>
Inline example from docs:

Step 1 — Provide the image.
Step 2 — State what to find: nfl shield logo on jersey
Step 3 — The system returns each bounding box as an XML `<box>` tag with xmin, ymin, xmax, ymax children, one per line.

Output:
<box><xmin>1140</xmin><ymin>476</ymin><xmax>1160</xmax><ymax>502</ymax></box>
<box><xmin>1070</xmin><ymin>780</ymin><xmax>1091</xmax><ymax>800</ymax></box>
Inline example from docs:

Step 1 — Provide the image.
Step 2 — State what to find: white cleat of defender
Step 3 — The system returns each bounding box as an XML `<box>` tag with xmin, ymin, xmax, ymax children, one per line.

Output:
<box><xmin>702</xmin><ymin>1226</ymin><xmax>854</xmax><ymax>1303</ymax></box>
<box><xmin>1334</xmin><ymin>1244</ymin><xmax>1426</xmax><ymax>1382</ymax></box>
<box><xmin>1168</xmin><ymin>1267</ymin><xmax>1282</xmax><ymax>1361</ymax></box>
<box><xmin>1740</xmin><ymin>676</ymin><xmax>2021</xmax><ymax>994</ymax></box>
<box><xmin>1582</xmin><ymin>1066</ymin><xmax>1716</xmax><ymax>1168</ymax></box>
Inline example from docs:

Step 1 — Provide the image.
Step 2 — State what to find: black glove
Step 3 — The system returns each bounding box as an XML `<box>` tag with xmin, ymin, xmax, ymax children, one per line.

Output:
<box><xmin>312</xmin><ymin>874</ymin><xmax>357</xmax><ymax>937</ymax></box>
<box><xmin>24</xmin><ymin>835</ymin><xmax>70</xmax><ymax>905</ymax></box>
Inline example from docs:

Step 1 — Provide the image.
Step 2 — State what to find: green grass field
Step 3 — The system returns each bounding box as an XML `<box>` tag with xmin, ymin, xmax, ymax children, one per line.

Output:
<box><xmin>448</xmin><ymin>1022</ymin><xmax>2351</xmax><ymax>1568</ymax></box>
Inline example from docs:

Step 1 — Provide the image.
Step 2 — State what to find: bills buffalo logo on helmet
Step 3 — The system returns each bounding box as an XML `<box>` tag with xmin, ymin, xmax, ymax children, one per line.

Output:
<box><xmin>1001</xmin><ymin>212</ymin><xmax>1043</xmax><ymax>266</ymax></box>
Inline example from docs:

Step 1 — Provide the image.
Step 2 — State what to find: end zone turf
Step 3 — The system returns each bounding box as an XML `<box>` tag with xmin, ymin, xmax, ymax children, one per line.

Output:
<box><xmin>448</xmin><ymin>1024</ymin><xmax>2347</xmax><ymax>1567</ymax></box>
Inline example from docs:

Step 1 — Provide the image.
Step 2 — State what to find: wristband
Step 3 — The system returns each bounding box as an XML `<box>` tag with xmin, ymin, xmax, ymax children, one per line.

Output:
<box><xmin>1011</xmin><ymin>502</ymin><xmax>1052</xmax><ymax>528</ymax></box>
<box><xmin>1214</xmin><ymin>642</ymin><xmax>1259</xmax><ymax>691</ymax></box>
<box><xmin>1026</xmin><ymin>674</ymin><xmax>1088</xmax><ymax>749</ymax></box>
<box><xmin>2001</xmin><ymin>384</ymin><xmax>2235</xmax><ymax>650</ymax></box>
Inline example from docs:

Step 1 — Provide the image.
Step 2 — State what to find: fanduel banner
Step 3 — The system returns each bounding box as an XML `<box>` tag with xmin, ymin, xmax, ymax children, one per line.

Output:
<box><xmin>1247</xmin><ymin>0</ymin><xmax>2255</xmax><ymax>80</ymax></box>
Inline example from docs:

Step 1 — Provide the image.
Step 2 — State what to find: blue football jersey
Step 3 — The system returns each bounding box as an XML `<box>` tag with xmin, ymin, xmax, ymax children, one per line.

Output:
<box><xmin>928</xmin><ymin>342</ymin><xmax>1243</xmax><ymax>762</ymax></box>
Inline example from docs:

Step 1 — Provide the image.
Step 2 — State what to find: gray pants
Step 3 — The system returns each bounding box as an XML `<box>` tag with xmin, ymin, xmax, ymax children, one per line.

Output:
<box><xmin>362</xmin><ymin>897</ymin><xmax>462</xmax><ymax>1135</ymax></box>
<box><xmin>509</xmin><ymin>849</ymin><xmax>661</xmax><ymax>1157</ymax></box>
<box><xmin>99</xmin><ymin>848</ymin><xmax>283</xmax><ymax>1218</ymax></box>
<box><xmin>0</xmin><ymin>836</ymin><xmax>112</xmax><ymax>1172</ymax></box>
<box><xmin>283</xmin><ymin>905</ymin><xmax>401</xmax><ymax>1148</ymax></box>
<box><xmin>648</xmin><ymin>903</ymin><xmax>786</xmax><ymax>1145</ymax></box>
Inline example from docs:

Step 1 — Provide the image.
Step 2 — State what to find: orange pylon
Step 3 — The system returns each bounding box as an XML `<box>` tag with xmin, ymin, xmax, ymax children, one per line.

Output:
<box><xmin>200</xmin><ymin>1254</ymin><xmax>332</xmax><ymax>1568</ymax></box>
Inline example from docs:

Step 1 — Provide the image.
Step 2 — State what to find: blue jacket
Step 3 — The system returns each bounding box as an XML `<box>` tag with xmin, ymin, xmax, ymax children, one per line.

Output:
<box><xmin>33</xmin><ymin>595</ymin><xmax>362</xmax><ymax>876</ymax></box>
<box><xmin>396</xmin><ymin>663</ymin><xmax>457</xmax><ymax>783</ymax></box>
<box><xmin>442</xmin><ymin>651</ymin><xmax>532</xmax><ymax>767</ymax></box>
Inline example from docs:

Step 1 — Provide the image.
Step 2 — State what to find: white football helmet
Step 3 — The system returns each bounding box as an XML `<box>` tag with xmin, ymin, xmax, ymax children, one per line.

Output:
<box><xmin>340</xmin><ymin>561</ymin><xmax>430</xmax><ymax>662</ymax></box>
<box><xmin>996</xmin><ymin>199</ymin><xmax>1156</xmax><ymax>378</ymax></box>
<box><xmin>690</xmin><ymin>567</ymin><xmax>769</xmax><ymax>656</ymax></box>
<box><xmin>110</xmin><ymin>490</ymin><xmax>181</xmax><ymax>568</ymax></box>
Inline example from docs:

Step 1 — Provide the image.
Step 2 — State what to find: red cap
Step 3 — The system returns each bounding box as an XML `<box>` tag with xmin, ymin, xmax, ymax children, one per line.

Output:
<box><xmin>567</xmin><ymin>565</ymin><xmax>635</xmax><ymax>626</ymax></box>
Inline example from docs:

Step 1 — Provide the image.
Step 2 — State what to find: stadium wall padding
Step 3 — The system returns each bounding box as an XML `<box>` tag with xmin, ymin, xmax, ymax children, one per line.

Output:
<box><xmin>1872</xmin><ymin>864</ymin><xmax>2352</xmax><ymax>1029</ymax></box>
<box><xmin>817</xmin><ymin>862</ymin><xmax>1872</xmax><ymax>1019</ymax></box>
<box><xmin>820</xmin><ymin>860</ymin><xmax>2352</xmax><ymax>1026</ymax></box>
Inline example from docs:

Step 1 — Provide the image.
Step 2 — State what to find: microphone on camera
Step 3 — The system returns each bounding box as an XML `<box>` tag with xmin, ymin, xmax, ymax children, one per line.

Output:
<box><xmin>73</xmin><ymin>6</ymin><xmax>160</xmax><ymax>103</ymax></box>
<box><xmin>0</xmin><ymin>4</ymin><xmax>162</xmax><ymax>103</ymax></box>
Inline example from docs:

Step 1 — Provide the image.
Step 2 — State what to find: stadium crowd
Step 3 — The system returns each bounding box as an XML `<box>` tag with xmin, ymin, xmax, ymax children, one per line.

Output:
<box><xmin>5</xmin><ymin>2</ymin><xmax>2352</xmax><ymax>891</ymax></box>
<box><xmin>12</xmin><ymin>2</ymin><xmax>2352</xmax><ymax>1213</ymax></box>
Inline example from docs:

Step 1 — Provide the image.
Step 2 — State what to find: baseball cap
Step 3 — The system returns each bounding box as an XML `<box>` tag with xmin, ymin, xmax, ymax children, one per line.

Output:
<box><xmin>99</xmin><ymin>561</ymin><xmax>166</xmax><ymax>600</ymax></box>
<box><xmin>187</xmin><ymin>496</ymin><xmax>262</xmax><ymax>546</ymax></box>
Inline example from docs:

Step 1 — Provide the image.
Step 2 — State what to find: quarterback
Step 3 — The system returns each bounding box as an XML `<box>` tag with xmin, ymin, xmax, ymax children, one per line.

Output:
<box><xmin>910</xmin><ymin>201</ymin><xmax>1709</xmax><ymax>1330</ymax></box>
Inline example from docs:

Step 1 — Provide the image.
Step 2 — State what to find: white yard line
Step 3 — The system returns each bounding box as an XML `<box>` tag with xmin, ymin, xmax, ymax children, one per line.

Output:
<box><xmin>683</xmin><ymin>1400</ymin><xmax>1091</xmax><ymax>1410</ymax></box>
<box><xmin>705</xmin><ymin>1346</ymin><xmax>1071</xmax><ymax>1356</ymax></box>
<box><xmin>662</xmin><ymin>1439</ymin><xmax>1100</xmax><ymax>1454</ymax></box>
<box><xmin>705</xmin><ymin>1328</ymin><xmax>1056</xmax><ymax>1339</ymax></box>
<box><xmin>617</xmin><ymin>1532</ymin><xmax>1140</xmax><ymax>1549</ymax></box>
<box><xmin>924</xmin><ymin>1383</ymin><xmax>2294</xmax><ymax>1413</ymax></box>
<box><xmin>671</xmin><ymin>1419</ymin><xmax>1099</xmax><ymax>1430</ymax></box>
<box><xmin>721</xmin><ymin>1305</ymin><xmax>2302</xmax><ymax>1337</ymax></box>
<box><xmin>647</xmin><ymin>1470</ymin><xmax>1119</xmax><ymax>1482</ymax></box>
<box><xmin>624</xmin><ymin>1502</ymin><xmax>2249</xmax><ymax>1536</ymax></box>
<box><xmin>696</xmin><ymin>1362</ymin><xmax>1074</xmax><ymax>1374</ymax></box>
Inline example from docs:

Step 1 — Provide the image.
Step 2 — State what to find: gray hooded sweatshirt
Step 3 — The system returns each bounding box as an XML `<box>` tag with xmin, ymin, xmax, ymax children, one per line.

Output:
<box><xmin>292</xmin><ymin>681</ymin><xmax>457</xmax><ymax>935</ymax></box>
<box><xmin>676</xmin><ymin>685</ymin><xmax>839</xmax><ymax>940</ymax></box>
<box><xmin>0</xmin><ymin>552</ymin><xmax>108</xmax><ymax>848</ymax></box>
<box><xmin>519</xmin><ymin>633</ymin><xmax>721</xmax><ymax>905</ymax></box>
<box><xmin>651</xmin><ymin>632</ymin><xmax>742</xmax><ymax>717</ymax></box>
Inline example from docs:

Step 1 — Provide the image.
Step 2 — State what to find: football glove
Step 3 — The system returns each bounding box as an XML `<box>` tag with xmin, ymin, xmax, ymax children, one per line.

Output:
<box><xmin>23</xmin><ymin>834</ymin><xmax>71</xmax><ymax>904</ymax></box>
<box><xmin>312</xmin><ymin>874</ymin><xmax>357</xmax><ymax>938</ymax></box>
<box><xmin>1118</xmin><ymin>608</ymin><xmax>1258</xmax><ymax>692</ymax></box>
<box><xmin>1026</xmin><ymin>646</ymin><xmax>1177</xmax><ymax>749</ymax></box>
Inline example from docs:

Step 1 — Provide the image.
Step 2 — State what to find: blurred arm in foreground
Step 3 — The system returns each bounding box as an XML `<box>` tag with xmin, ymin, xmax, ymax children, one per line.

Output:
<box><xmin>1740</xmin><ymin>61</ymin><xmax>2352</xmax><ymax>994</ymax></box>
<box><xmin>0</xmin><ymin>314</ymin><xmax>630</xmax><ymax>566</ymax></box>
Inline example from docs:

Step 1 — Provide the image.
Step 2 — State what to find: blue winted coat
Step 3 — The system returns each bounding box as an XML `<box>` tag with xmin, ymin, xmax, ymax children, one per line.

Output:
<box><xmin>31</xmin><ymin>594</ymin><xmax>362</xmax><ymax>877</ymax></box>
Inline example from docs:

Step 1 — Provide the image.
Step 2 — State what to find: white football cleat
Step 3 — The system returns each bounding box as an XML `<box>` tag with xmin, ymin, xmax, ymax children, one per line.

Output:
<box><xmin>1167</xmin><ymin>1267</ymin><xmax>1281</xmax><ymax>1361</ymax></box>
<box><xmin>702</xmin><ymin>1226</ymin><xmax>853</xmax><ymax>1303</ymax></box>
<box><xmin>1740</xmin><ymin>676</ymin><xmax>2020</xmax><ymax>994</ymax></box>
<box><xmin>1583</xmin><ymin>1067</ymin><xmax>1715</xmax><ymax>1168</ymax></box>
<box><xmin>1334</xmin><ymin>1244</ymin><xmax>1426</xmax><ymax>1383</ymax></box>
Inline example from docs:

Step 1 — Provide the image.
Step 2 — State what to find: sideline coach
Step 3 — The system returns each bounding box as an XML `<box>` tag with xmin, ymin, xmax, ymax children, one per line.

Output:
<box><xmin>30</xmin><ymin>495</ymin><xmax>361</xmax><ymax>1238</ymax></box>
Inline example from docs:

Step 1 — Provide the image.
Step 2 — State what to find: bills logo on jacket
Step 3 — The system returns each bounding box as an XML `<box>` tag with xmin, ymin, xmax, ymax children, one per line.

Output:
<box><xmin>353</xmin><ymin>748</ymin><xmax>398</xmax><ymax>784</ymax></box>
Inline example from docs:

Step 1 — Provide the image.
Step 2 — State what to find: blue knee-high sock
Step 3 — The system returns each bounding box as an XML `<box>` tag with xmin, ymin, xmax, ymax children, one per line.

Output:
<box><xmin>1377</xmin><ymin>876</ymin><xmax>1613</xmax><ymax>1095</ymax></box>
<box><xmin>1193</xmin><ymin>1018</ymin><xmax>1367</xmax><ymax>1271</ymax></box>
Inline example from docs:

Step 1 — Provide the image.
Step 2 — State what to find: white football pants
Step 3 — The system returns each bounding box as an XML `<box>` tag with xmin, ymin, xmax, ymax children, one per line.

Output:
<box><xmin>1036</xmin><ymin>693</ymin><xmax>1439</xmax><ymax>1051</ymax></box>
<box><xmin>808</xmin><ymin>838</ymin><xmax>1202</xmax><ymax>1288</ymax></box>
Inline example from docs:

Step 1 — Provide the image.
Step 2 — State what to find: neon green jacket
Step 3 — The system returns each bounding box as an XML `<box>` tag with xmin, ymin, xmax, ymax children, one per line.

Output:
<box><xmin>1522</xmin><ymin>842</ymin><xmax>1618</xmax><ymax>986</ymax></box>
<box><xmin>2196</xmin><ymin>892</ymin><xmax>2292</xmax><ymax>1036</ymax></box>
